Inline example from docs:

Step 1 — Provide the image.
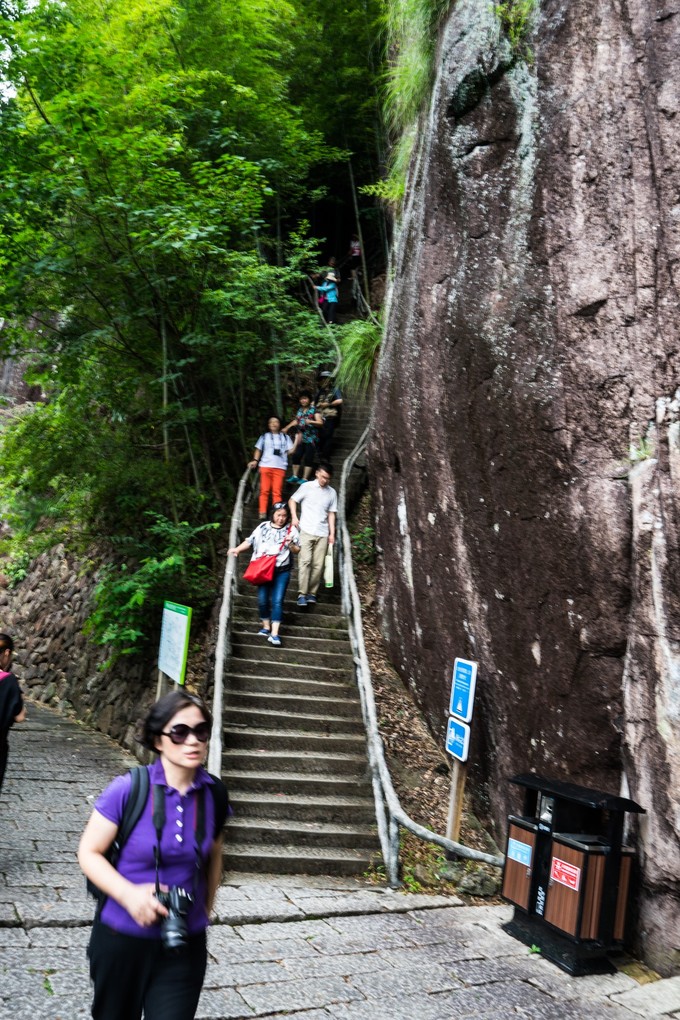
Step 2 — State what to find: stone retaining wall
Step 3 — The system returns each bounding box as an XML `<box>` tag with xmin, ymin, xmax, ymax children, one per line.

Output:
<box><xmin>0</xmin><ymin>545</ymin><xmax>162</xmax><ymax>751</ymax></box>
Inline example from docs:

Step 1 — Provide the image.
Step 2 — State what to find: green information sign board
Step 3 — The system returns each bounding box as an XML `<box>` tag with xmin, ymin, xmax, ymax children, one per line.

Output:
<box><xmin>158</xmin><ymin>601</ymin><xmax>192</xmax><ymax>685</ymax></box>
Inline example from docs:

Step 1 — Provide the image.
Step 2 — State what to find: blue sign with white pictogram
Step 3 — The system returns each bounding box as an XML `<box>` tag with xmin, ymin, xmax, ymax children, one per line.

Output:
<box><xmin>449</xmin><ymin>658</ymin><xmax>477</xmax><ymax>723</ymax></box>
<box><xmin>445</xmin><ymin>717</ymin><xmax>471</xmax><ymax>762</ymax></box>
<box><xmin>507</xmin><ymin>837</ymin><xmax>533</xmax><ymax>867</ymax></box>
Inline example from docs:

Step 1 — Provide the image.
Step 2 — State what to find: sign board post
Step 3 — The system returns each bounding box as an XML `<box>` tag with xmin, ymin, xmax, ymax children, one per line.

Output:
<box><xmin>445</xmin><ymin>659</ymin><xmax>477</xmax><ymax>845</ymax></box>
<box><xmin>157</xmin><ymin>601</ymin><xmax>192</xmax><ymax>697</ymax></box>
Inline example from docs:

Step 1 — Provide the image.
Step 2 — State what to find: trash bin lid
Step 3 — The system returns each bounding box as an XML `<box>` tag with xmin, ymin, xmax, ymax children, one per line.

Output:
<box><xmin>510</xmin><ymin>773</ymin><xmax>645</xmax><ymax>814</ymax></box>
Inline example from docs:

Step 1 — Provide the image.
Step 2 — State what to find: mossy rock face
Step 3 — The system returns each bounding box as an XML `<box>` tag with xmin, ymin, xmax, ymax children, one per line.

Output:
<box><xmin>438</xmin><ymin>862</ymin><xmax>466</xmax><ymax>883</ymax></box>
<box><xmin>413</xmin><ymin>863</ymin><xmax>439</xmax><ymax>887</ymax></box>
<box><xmin>456</xmin><ymin>868</ymin><xmax>500</xmax><ymax>897</ymax></box>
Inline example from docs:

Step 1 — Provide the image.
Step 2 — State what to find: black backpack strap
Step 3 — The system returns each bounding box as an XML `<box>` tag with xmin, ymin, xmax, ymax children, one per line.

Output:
<box><xmin>208</xmin><ymin>773</ymin><xmax>230</xmax><ymax>837</ymax></box>
<box><xmin>88</xmin><ymin>765</ymin><xmax>151</xmax><ymax>911</ymax></box>
<box><xmin>152</xmin><ymin>782</ymin><xmax>166</xmax><ymax>895</ymax></box>
<box><xmin>112</xmin><ymin>766</ymin><xmax>150</xmax><ymax>863</ymax></box>
<box><xmin>195</xmin><ymin>787</ymin><xmax>206</xmax><ymax>846</ymax></box>
<box><xmin>152</xmin><ymin>782</ymin><xmax>165</xmax><ymax>842</ymax></box>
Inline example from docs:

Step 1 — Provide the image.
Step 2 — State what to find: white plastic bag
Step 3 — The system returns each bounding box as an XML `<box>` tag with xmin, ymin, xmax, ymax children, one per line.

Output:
<box><xmin>324</xmin><ymin>546</ymin><xmax>334</xmax><ymax>588</ymax></box>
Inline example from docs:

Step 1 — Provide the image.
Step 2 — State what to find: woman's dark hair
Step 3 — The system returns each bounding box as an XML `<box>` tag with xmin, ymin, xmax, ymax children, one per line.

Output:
<box><xmin>138</xmin><ymin>690</ymin><xmax>212</xmax><ymax>752</ymax></box>
<box><xmin>298</xmin><ymin>390</ymin><xmax>312</xmax><ymax>401</ymax></box>
<box><xmin>0</xmin><ymin>633</ymin><xmax>14</xmax><ymax>653</ymax></box>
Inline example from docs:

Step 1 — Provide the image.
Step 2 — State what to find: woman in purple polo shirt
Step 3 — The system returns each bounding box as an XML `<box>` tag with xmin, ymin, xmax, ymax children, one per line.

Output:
<box><xmin>78</xmin><ymin>691</ymin><xmax>224</xmax><ymax>1020</ymax></box>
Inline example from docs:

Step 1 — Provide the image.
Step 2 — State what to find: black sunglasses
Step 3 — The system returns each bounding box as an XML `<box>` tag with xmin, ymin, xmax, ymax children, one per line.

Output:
<box><xmin>161</xmin><ymin>722</ymin><xmax>210</xmax><ymax>744</ymax></box>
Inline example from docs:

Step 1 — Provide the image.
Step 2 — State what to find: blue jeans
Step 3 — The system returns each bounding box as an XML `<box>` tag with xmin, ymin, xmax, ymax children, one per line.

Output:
<box><xmin>257</xmin><ymin>567</ymin><xmax>291</xmax><ymax>623</ymax></box>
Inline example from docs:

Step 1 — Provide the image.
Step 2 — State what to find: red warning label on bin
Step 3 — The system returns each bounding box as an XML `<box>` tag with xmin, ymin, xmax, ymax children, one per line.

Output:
<box><xmin>550</xmin><ymin>857</ymin><xmax>581</xmax><ymax>891</ymax></box>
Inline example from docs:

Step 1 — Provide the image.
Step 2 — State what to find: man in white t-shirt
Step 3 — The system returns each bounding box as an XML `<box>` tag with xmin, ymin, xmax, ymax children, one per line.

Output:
<box><xmin>288</xmin><ymin>463</ymin><xmax>337</xmax><ymax>607</ymax></box>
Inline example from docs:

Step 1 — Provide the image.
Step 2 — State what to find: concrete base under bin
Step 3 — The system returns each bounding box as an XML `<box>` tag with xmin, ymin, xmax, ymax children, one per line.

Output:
<box><xmin>503</xmin><ymin>911</ymin><xmax>619</xmax><ymax>976</ymax></box>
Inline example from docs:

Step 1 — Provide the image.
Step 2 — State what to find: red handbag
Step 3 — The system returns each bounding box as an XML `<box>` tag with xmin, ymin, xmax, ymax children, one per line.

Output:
<box><xmin>242</xmin><ymin>527</ymin><xmax>290</xmax><ymax>586</ymax></box>
<box><xmin>243</xmin><ymin>554</ymin><xmax>277</xmax><ymax>585</ymax></box>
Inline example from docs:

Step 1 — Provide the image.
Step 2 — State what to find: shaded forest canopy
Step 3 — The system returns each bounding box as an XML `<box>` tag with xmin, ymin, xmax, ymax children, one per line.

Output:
<box><xmin>0</xmin><ymin>0</ymin><xmax>392</xmax><ymax>655</ymax></box>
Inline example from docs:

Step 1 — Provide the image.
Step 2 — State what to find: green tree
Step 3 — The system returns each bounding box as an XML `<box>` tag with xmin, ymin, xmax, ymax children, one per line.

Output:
<box><xmin>0</xmin><ymin>0</ymin><xmax>382</xmax><ymax>655</ymax></box>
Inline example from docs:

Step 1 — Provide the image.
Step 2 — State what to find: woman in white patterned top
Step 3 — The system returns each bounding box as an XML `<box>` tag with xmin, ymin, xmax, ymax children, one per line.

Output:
<box><xmin>227</xmin><ymin>503</ymin><xmax>300</xmax><ymax>647</ymax></box>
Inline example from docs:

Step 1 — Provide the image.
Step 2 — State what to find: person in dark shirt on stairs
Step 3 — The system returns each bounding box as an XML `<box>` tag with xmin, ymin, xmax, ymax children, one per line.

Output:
<box><xmin>0</xmin><ymin>633</ymin><xmax>26</xmax><ymax>797</ymax></box>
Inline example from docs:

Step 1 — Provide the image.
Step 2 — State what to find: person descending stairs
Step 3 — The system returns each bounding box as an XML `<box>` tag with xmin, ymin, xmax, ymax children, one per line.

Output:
<box><xmin>220</xmin><ymin>398</ymin><xmax>380</xmax><ymax>876</ymax></box>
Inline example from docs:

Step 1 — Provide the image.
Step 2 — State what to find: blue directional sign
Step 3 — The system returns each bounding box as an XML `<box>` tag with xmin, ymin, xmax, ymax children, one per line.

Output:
<box><xmin>449</xmin><ymin>658</ymin><xmax>477</xmax><ymax>723</ymax></box>
<box><xmin>445</xmin><ymin>717</ymin><xmax>471</xmax><ymax>762</ymax></box>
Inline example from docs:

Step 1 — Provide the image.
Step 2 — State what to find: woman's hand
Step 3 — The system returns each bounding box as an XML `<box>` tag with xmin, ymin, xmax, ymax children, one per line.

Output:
<box><xmin>248</xmin><ymin>459</ymin><xmax>258</xmax><ymax>469</ymax></box>
<box><xmin>227</xmin><ymin>547</ymin><xmax>239</xmax><ymax>556</ymax></box>
<box><xmin>120</xmin><ymin>883</ymin><xmax>168</xmax><ymax>928</ymax></box>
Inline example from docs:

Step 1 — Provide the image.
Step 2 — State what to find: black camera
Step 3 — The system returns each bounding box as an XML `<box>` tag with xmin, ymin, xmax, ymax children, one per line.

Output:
<box><xmin>156</xmin><ymin>886</ymin><xmax>194</xmax><ymax>951</ymax></box>
<box><xmin>273</xmin><ymin>446</ymin><xmax>282</xmax><ymax>457</ymax></box>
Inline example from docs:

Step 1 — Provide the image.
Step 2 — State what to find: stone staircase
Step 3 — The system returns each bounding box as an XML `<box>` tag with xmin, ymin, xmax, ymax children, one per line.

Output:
<box><xmin>221</xmin><ymin>401</ymin><xmax>380</xmax><ymax>876</ymax></box>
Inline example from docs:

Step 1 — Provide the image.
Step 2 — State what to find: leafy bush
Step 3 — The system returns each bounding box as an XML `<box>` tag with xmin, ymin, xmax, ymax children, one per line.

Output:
<box><xmin>494</xmin><ymin>0</ymin><xmax>536</xmax><ymax>58</ymax></box>
<box><xmin>337</xmin><ymin>318</ymin><xmax>382</xmax><ymax>395</ymax></box>
<box><xmin>363</xmin><ymin>0</ymin><xmax>450</xmax><ymax>207</ymax></box>
<box><xmin>85</xmin><ymin>514</ymin><xmax>219</xmax><ymax>662</ymax></box>
<box><xmin>352</xmin><ymin>525</ymin><xmax>376</xmax><ymax>565</ymax></box>
<box><xmin>1</xmin><ymin>550</ymin><xmax>31</xmax><ymax>587</ymax></box>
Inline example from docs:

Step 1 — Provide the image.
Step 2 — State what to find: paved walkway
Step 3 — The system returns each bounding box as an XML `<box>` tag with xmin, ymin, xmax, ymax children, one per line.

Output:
<box><xmin>1</xmin><ymin>706</ymin><xmax>679</xmax><ymax>1020</ymax></box>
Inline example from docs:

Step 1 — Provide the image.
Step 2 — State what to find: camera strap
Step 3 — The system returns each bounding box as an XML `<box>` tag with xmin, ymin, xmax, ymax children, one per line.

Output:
<box><xmin>152</xmin><ymin>783</ymin><xmax>206</xmax><ymax>899</ymax></box>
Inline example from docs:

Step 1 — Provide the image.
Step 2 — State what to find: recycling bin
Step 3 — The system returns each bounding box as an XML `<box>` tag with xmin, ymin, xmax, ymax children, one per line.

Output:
<box><xmin>543</xmin><ymin>834</ymin><xmax>634</xmax><ymax>942</ymax></box>
<box><xmin>501</xmin><ymin>774</ymin><xmax>644</xmax><ymax>975</ymax></box>
<box><xmin>501</xmin><ymin>816</ymin><xmax>537</xmax><ymax>912</ymax></box>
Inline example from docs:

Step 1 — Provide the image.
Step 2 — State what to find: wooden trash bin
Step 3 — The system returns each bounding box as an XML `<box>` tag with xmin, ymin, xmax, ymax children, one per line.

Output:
<box><xmin>501</xmin><ymin>816</ymin><xmax>537</xmax><ymax>912</ymax></box>
<box><xmin>501</xmin><ymin>774</ymin><xmax>644</xmax><ymax>975</ymax></box>
<box><xmin>544</xmin><ymin>835</ymin><xmax>634</xmax><ymax>943</ymax></box>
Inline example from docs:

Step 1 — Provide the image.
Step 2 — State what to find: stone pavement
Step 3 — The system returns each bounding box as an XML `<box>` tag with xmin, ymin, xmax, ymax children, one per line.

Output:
<box><xmin>1</xmin><ymin>706</ymin><xmax>679</xmax><ymax>1020</ymax></box>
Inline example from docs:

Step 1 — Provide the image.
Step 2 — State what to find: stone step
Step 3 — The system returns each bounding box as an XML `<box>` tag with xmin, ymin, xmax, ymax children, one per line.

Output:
<box><xmin>232</xmin><ymin>610</ymin><xmax>346</xmax><ymax>634</ymax></box>
<box><xmin>232</xmin><ymin>619</ymin><xmax>350</xmax><ymax>641</ymax></box>
<box><xmin>227</xmin><ymin>689</ymin><xmax>362</xmax><ymax>719</ymax></box>
<box><xmin>233</xmin><ymin>601</ymin><xmax>347</xmax><ymax>627</ymax></box>
<box><xmin>226</xmin><ymin>816</ymin><xmax>379</xmax><ymax>849</ymax></box>
<box><xmin>231</xmin><ymin>641</ymin><xmax>353</xmax><ymax>670</ymax></box>
<box><xmin>222</xmin><ymin>842</ymin><xmax>377</xmax><ymax>877</ymax></box>
<box><xmin>232</xmin><ymin>629</ymin><xmax>350</xmax><ymax>653</ymax></box>
<box><xmin>226</xmin><ymin>671</ymin><xmax>356</xmax><ymax>699</ymax></box>
<box><xmin>226</xmin><ymin>658</ymin><xmax>348</xmax><ymax>682</ymax></box>
<box><xmin>222</xmin><ymin>748</ymin><xmax>369</xmax><ymax>777</ymax></box>
<box><xmin>222</xmin><ymin>769</ymin><xmax>373</xmax><ymax>798</ymax></box>
<box><xmin>226</xmin><ymin>704</ymin><xmax>365</xmax><ymax>735</ymax></box>
<box><xmin>234</xmin><ymin>594</ymin><xmax>341</xmax><ymax>615</ymax></box>
<box><xmin>224</xmin><ymin>725</ymin><xmax>367</xmax><ymax>754</ymax></box>
<box><xmin>235</xmin><ymin>592</ymin><xmax>343</xmax><ymax>613</ymax></box>
<box><xmin>228</xmin><ymin>790</ymin><xmax>376</xmax><ymax>823</ymax></box>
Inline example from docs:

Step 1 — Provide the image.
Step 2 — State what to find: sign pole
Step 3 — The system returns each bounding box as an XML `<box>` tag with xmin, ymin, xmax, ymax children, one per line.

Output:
<box><xmin>446</xmin><ymin>757</ymin><xmax>467</xmax><ymax>844</ymax></box>
<box><xmin>445</xmin><ymin>657</ymin><xmax>477</xmax><ymax>850</ymax></box>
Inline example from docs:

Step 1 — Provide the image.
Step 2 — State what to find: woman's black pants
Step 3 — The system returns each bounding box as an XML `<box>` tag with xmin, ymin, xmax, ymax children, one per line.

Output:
<box><xmin>88</xmin><ymin>921</ymin><xmax>207</xmax><ymax>1020</ymax></box>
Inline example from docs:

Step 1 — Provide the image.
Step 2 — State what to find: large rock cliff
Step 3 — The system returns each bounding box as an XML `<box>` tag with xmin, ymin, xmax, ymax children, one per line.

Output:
<box><xmin>370</xmin><ymin>0</ymin><xmax>680</xmax><ymax>973</ymax></box>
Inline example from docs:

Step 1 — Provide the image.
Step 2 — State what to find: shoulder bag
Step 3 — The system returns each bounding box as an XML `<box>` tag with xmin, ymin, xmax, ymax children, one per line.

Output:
<box><xmin>243</xmin><ymin>526</ymin><xmax>290</xmax><ymax>585</ymax></box>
